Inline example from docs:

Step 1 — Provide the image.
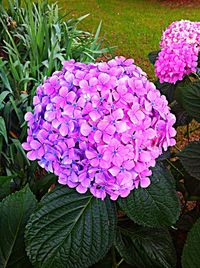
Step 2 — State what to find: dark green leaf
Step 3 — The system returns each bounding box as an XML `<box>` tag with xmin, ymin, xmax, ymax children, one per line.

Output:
<box><xmin>184</xmin><ymin>173</ymin><xmax>200</xmax><ymax>197</ymax></box>
<box><xmin>0</xmin><ymin>116</ymin><xmax>8</xmax><ymax>144</ymax></box>
<box><xmin>182</xmin><ymin>217</ymin><xmax>200</xmax><ymax>268</ymax></box>
<box><xmin>171</xmin><ymin>102</ymin><xmax>192</xmax><ymax>127</ymax></box>
<box><xmin>118</xmin><ymin>163</ymin><xmax>180</xmax><ymax>227</ymax></box>
<box><xmin>0</xmin><ymin>185</ymin><xmax>37</xmax><ymax>268</ymax></box>
<box><xmin>115</xmin><ymin>225</ymin><xmax>176</xmax><ymax>268</ymax></box>
<box><xmin>25</xmin><ymin>186</ymin><xmax>117</xmax><ymax>268</ymax></box>
<box><xmin>157</xmin><ymin>148</ymin><xmax>170</xmax><ymax>161</ymax></box>
<box><xmin>155</xmin><ymin>80</ymin><xmax>176</xmax><ymax>103</ymax></box>
<box><xmin>175</xmin><ymin>80</ymin><xmax>200</xmax><ymax>122</ymax></box>
<box><xmin>0</xmin><ymin>175</ymin><xmax>16</xmax><ymax>200</ymax></box>
<box><xmin>178</xmin><ymin>141</ymin><xmax>200</xmax><ymax>180</ymax></box>
<box><xmin>148</xmin><ymin>50</ymin><xmax>160</xmax><ymax>65</ymax></box>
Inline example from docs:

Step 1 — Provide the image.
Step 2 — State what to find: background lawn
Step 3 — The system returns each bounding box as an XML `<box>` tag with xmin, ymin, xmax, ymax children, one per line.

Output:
<box><xmin>56</xmin><ymin>0</ymin><xmax>200</xmax><ymax>78</ymax></box>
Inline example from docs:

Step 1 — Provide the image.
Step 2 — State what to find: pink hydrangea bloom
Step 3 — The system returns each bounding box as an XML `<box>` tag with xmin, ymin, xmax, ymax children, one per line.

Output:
<box><xmin>155</xmin><ymin>42</ymin><xmax>199</xmax><ymax>84</ymax></box>
<box><xmin>23</xmin><ymin>57</ymin><xmax>176</xmax><ymax>200</ymax></box>
<box><xmin>156</xmin><ymin>20</ymin><xmax>200</xmax><ymax>84</ymax></box>
<box><xmin>160</xmin><ymin>20</ymin><xmax>200</xmax><ymax>48</ymax></box>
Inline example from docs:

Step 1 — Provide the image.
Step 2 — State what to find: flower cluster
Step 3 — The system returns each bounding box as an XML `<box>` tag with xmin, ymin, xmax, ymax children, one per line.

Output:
<box><xmin>156</xmin><ymin>20</ymin><xmax>200</xmax><ymax>84</ymax></box>
<box><xmin>155</xmin><ymin>42</ymin><xmax>198</xmax><ymax>84</ymax></box>
<box><xmin>23</xmin><ymin>57</ymin><xmax>176</xmax><ymax>200</ymax></box>
<box><xmin>160</xmin><ymin>20</ymin><xmax>200</xmax><ymax>48</ymax></box>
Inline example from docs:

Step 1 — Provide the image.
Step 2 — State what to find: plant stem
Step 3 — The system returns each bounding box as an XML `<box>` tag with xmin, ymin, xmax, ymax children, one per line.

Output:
<box><xmin>186</xmin><ymin>124</ymin><xmax>190</xmax><ymax>142</ymax></box>
<box><xmin>116</xmin><ymin>258</ymin><xmax>124</xmax><ymax>267</ymax></box>
<box><xmin>166</xmin><ymin>159</ymin><xmax>184</xmax><ymax>177</ymax></box>
<box><xmin>111</xmin><ymin>246</ymin><xmax>117</xmax><ymax>268</ymax></box>
<box><xmin>184</xmin><ymin>125</ymin><xmax>200</xmax><ymax>137</ymax></box>
<box><xmin>174</xmin><ymin>145</ymin><xmax>181</xmax><ymax>152</ymax></box>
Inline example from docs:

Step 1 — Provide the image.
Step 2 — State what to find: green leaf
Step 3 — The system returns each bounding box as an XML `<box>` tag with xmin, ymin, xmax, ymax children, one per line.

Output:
<box><xmin>118</xmin><ymin>163</ymin><xmax>180</xmax><ymax>227</ymax></box>
<box><xmin>182</xmin><ymin>217</ymin><xmax>200</xmax><ymax>268</ymax></box>
<box><xmin>178</xmin><ymin>141</ymin><xmax>200</xmax><ymax>180</ymax></box>
<box><xmin>175</xmin><ymin>80</ymin><xmax>200</xmax><ymax>122</ymax></box>
<box><xmin>148</xmin><ymin>50</ymin><xmax>160</xmax><ymax>65</ymax></box>
<box><xmin>0</xmin><ymin>116</ymin><xmax>8</xmax><ymax>144</ymax></box>
<box><xmin>155</xmin><ymin>80</ymin><xmax>176</xmax><ymax>103</ymax></box>
<box><xmin>25</xmin><ymin>186</ymin><xmax>117</xmax><ymax>268</ymax></box>
<box><xmin>0</xmin><ymin>185</ymin><xmax>37</xmax><ymax>268</ymax></box>
<box><xmin>115</xmin><ymin>225</ymin><xmax>176</xmax><ymax>268</ymax></box>
<box><xmin>0</xmin><ymin>175</ymin><xmax>17</xmax><ymax>200</ymax></box>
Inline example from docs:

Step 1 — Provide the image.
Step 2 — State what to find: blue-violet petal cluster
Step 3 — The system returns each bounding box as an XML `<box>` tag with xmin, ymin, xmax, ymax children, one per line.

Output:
<box><xmin>23</xmin><ymin>57</ymin><xmax>176</xmax><ymax>200</ymax></box>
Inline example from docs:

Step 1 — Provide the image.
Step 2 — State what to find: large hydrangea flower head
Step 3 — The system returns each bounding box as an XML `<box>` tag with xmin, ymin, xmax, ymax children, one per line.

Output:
<box><xmin>155</xmin><ymin>42</ymin><xmax>199</xmax><ymax>84</ymax></box>
<box><xmin>23</xmin><ymin>57</ymin><xmax>176</xmax><ymax>200</ymax></box>
<box><xmin>156</xmin><ymin>20</ymin><xmax>200</xmax><ymax>84</ymax></box>
<box><xmin>160</xmin><ymin>20</ymin><xmax>200</xmax><ymax>48</ymax></box>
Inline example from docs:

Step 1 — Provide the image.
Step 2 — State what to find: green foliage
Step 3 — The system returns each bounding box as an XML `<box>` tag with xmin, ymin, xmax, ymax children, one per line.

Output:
<box><xmin>118</xmin><ymin>163</ymin><xmax>180</xmax><ymax>227</ymax></box>
<box><xmin>0</xmin><ymin>0</ymin><xmax>111</xmax><ymax>195</ymax></box>
<box><xmin>182</xmin><ymin>217</ymin><xmax>200</xmax><ymax>268</ymax></box>
<box><xmin>0</xmin><ymin>185</ymin><xmax>37</xmax><ymax>268</ymax></box>
<box><xmin>175</xmin><ymin>79</ymin><xmax>200</xmax><ymax>123</ymax></box>
<box><xmin>25</xmin><ymin>186</ymin><xmax>117</xmax><ymax>268</ymax></box>
<box><xmin>178</xmin><ymin>141</ymin><xmax>200</xmax><ymax>180</ymax></box>
<box><xmin>115</xmin><ymin>223</ymin><xmax>176</xmax><ymax>268</ymax></box>
<box><xmin>148</xmin><ymin>50</ymin><xmax>160</xmax><ymax>65</ymax></box>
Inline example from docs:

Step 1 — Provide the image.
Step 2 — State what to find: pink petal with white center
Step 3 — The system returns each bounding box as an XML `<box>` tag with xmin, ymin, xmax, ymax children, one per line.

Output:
<box><xmin>116</xmin><ymin>121</ymin><xmax>128</xmax><ymax>133</ymax></box>
<box><xmin>44</xmin><ymin>111</ymin><xmax>56</xmax><ymax>122</ymax></box>
<box><xmin>30</xmin><ymin>140</ymin><xmax>41</xmax><ymax>150</ymax></box>
<box><xmin>59</xmin><ymin>123</ymin><xmax>68</xmax><ymax>136</ymax></box>
<box><xmin>94</xmin><ymin>130</ymin><xmax>102</xmax><ymax>143</ymax></box>
<box><xmin>58</xmin><ymin>177</ymin><xmax>67</xmax><ymax>185</ymax></box>
<box><xmin>140</xmin><ymin>150</ymin><xmax>152</xmax><ymax>162</ymax></box>
<box><xmin>37</xmin><ymin>146</ymin><xmax>45</xmax><ymax>159</ymax></box>
<box><xmin>140</xmin><ymin>177</ymin><xmax>151</xmax><ymax>188</ymax></box>
<box><xmin>90</xmin><ymin>158</ymin><xmax>99</xmax><ymax>167</ymax></box>
<box><xmin>105</xmin><ymin>125</ymin><xmax>116</xmax><ymax>135</ymax></box>
<box><xmin>52</xmin><ymin>119</ymin><xmax>61</xmax><ymax>129</ymax></box>
<box><xmin>46</xmin><ymin>153</ymin><xmax>57</xmax><ymax>161</ymax></box>
<box><xmin>63</xmin><ymin>105</ymin><xmax>74</xmax><ymax>117</ymax></box>
<box><xmin>113</xmin><ymin>108</ymin><xmax>124</xmax><ymax>120</ymax></box>
<box><xmin>27</xmin><ymin>150</ymin><xmax>37</xmax><ymax>161</ymax></box>
<box><xmin>43</xmin><ymin>83</ymin><xmax>54</xmax><ymax>95</ymax></box>
<box><xmin>123</xmin><ymin>93</ymin><xmax>135</xmax><ymax>103</ymax></box>
<box><xmin>144</xmin><ymin>100</ymin><xmax>152</xmax><ymax>112</ymax></box>
<box><xmin>109</xmin><ymin>166</ymin><xmax>120</xmax><ymax>176</ymax></box>
<box><xmin>62</xmin><ymin>157</ymin><xmax>72</xmax><ymax>165</ymax></box>
<box><xmin>97</xmin><ymin>120</ymin><xmax>109</xmax><ymax>131</ymax></box>
<box><xmin>49</xmin><ymin>76</ymin><xmax>58</xmax><ymax>85</ymax></box>
<box><xmin>134</xmin><ymin>79</ymin><xmax>143</xmax><ymax>89</ymax></box>
<box><xmin>103</xmin><ymin>150</ymin><xmax>112</xmax><ymax>162</ymax></box>
<box><xmin>85</xmin><ymin>150</ymin><xmax>97</xmax><ymax>160</ymax></box>
<box><xmin>113</xmin><ymin>155</ymin><xmax>123</xmax><ymax>167</ymax></box>
<box><xmin>66</xmin><ymin>91</ymin><xmax>76</xmax><ymax>103</ymax></box>
<box><xmin>59</xmin><ymin>86</ymin><xmax>68</xmax><ymax>97</ymax></box>
<box><xmin>98</xmin><ymin>73</ymin><xmax>110</xmax><ymax>85</ymax></box>
<box><xmin>79</xmin><ymin>79</ymin><xmax>89</xmax><ymax>90</ymax></box>
<box><xmin>99</xmin><ymin>159</ymin><xmax>111</xmax><ymax>169</ymax></box>
<box><xmin>135</xmin><ymin>110</ymin><xmax>145</xmax><ymax>121</ymax></box>
<box><xmin>89</xmin><ymin>110</ymin><xmax>101</xmax><ymax>121</ymax></box>
<box><xmin>67</xmin><ymin>138</ymin><xmax>75</xmax><ymax>148</ymax></box>
<box><xmin>22</xmin><ymin>142</ymin><xmax>31</xmax><ymax>151</ymax></box>
<box><xmin>24</xmin><ymin>112</ymin><xmax>33</xmax><ymax>122</ymax></box>
<box><xmin>33</xmin><ymin>96</ymin><xmax>40</xmax><ymax>105</ymax></box>
<box><xmin>89</xmin><ymin>77</ymin><xmax>98</xmax><ymax>87</ymax></box>
<box><xmin>103</xmin><ymin>133</ymin><xmax>112</xmax><ymax>144</ymax></box>
<box><xmin>76</xmin><ymin>184</ymin><xmax>88</xmax><ymax>194</ymax></box>
<box><xmin>80</xmin><ymin>122</ymin><xmax>91</xmax><ymax>136</ymax></box>
<box><xmin>77</xmin><ymin>97</ymin><xmax>86</xmax><ymax>108</ymax></box>
<box><xmin>123</xmin><ymin>160</ymin><xmax>135</xmax><ymax>170</ymax></box>
<box><xmin>98</xmin><ymin>62</ymin><xmax>109</xmax><ymax>72</ymax></box>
